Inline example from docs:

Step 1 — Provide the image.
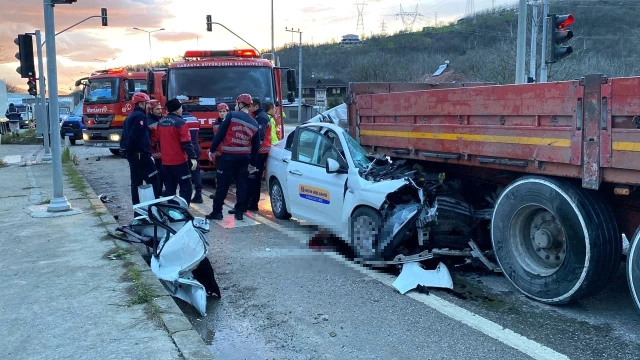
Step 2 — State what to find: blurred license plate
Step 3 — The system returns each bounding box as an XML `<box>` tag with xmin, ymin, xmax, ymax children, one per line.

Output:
<box><xmin>65</xmin><ymin>133</ymin><xmax>73</xmax><ymax>136</ymax></box>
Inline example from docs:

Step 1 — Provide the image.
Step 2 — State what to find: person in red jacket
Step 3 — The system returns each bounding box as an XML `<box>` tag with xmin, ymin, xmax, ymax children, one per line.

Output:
<box><xmin>207</xmin><ymin>103</ymin><xmax>229</xmax><ymax>198</ymax></box>
<box><xmin>206</xmin><ymin>94</ymin><xmax>260</xmax><ymax>221</ymax></box>
<box><xmin>147</xmin><ymin>100</ymin><xmax>165</xmax><ymax>195</ymax></box>
<box><xmin>241</xmin><ymin>97</ymin><xmax>272</xmax><ymax>213</ymax></box>
<box><xmin>156</xmin><ymin>99</ymin><xmax>198</xmax><ymax>205</ymax></box>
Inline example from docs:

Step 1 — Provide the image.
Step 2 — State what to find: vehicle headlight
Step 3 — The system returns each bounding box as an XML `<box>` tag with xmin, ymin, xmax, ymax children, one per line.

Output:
<box><xmin>109</xmin><ymin>133</ymin><xmax>121</xmax><ymax>142</ymax></box>
<box><xmin>82</xmin><ymin>133</ymin><xmax>89</xmax><ymax>141</ymax></box>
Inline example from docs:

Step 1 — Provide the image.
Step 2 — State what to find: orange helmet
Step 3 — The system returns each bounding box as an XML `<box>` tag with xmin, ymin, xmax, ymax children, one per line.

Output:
<box><xmin>217</xmin><ymin>103</ymin><xmax>229</xmax><ymax>111</ymax></box>
<box><xmin>236</xmin><ymin>94</ymin><xmax>252</xmax><ymax>106</ymax></box>
<box><xmin>148</xmin><ymin>100</ymin><xmax>161</xmax><ymax>109</ymax></box>
<box><xmin>132</xmin><ymin>92</ymin><xmax>150</xmax><ymax>104</ymax></box>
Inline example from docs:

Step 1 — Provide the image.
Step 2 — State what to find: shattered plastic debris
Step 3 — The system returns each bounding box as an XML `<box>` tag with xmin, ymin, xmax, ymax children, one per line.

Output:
<box><xmin>99</xmin><ymin>194</ymin><xmax>113</xmax><ymax>203</ymax></box>
<box><xmin>392</xmin><ymin>262</ymin><xmax>453</xmax><ymax>295</ymax></box>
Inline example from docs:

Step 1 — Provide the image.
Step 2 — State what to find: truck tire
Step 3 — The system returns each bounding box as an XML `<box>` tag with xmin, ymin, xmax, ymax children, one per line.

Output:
<box><xmin>109</xmin><ymin>149</ymin><xmax>120</xmax><ymax>156</ymax></box>
<box><xmin>491</xmin><ymin>176</ymin><xmax>621</xmax><ymax>305</ymax></box>
<box><xmin>626</xmin><ymin>227</ymin><xmax>640</xmax><ymax>313</ymax></box>
<box><xmin>269</xmin><ymin>178</ymin><xmax>291</xmax><ymax>220</ymax></box>
<box><xmin>350</xmin><ymin>206</ymin><xmax>383</xmax><ymax>261</ymax></box>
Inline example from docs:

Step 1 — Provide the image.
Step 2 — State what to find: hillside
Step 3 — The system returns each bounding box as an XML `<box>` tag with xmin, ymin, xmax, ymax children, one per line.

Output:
<box><xmin>274</xmin><ymin>0</ymin><xmax>640</xmax><ymax>85</ymax></box>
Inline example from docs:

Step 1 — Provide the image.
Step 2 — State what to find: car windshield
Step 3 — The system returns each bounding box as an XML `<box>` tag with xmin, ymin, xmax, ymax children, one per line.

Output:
<box><xmin>71</xmin><ymin>101</ymin><xmax>83</xmax><ymax>116</ymax></box>
<box><xmin>342</xmin><ymin>129</ymin><xmax>371</xmax><ymax>170</ymax></box>
<box><xmin>168</xmin><ymin>67</ymin><xmax>274</xmax><ymax>107</ymax></box>
<box><xmin>84</xmin><ymin>78</ymin><xmax>120</xmax><ymax>104</ymax></box>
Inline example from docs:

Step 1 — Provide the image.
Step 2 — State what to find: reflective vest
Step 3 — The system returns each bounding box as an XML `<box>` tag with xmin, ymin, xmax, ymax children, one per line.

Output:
<box><xmin>220</xmin><ymin>112</ymin><xmax>258</xmax><ymax>155</ymax></box>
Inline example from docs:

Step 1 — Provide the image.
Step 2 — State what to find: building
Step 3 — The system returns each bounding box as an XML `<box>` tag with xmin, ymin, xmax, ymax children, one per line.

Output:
<box><xmin>301</xmin><ymin>78</ymin><xmax>348</xmax><ymax>104</ymax></box>
<box><xmin>340</xmin><ymin>34</ymin><xmax>361</xmax><ymax>45</ymax></box>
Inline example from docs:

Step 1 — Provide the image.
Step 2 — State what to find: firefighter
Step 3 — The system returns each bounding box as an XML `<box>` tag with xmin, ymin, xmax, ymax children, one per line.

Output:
<box><xmin>157</xmin><ymin>99</ymin><xmax>198</xmax><ymax>205</ymax></box>
<box><xmin>147</xmin><ymin>100</ymin><xmax>165</xmax><ymax>195</ymax></box>
<box><xmin>264</xmin><ymin>102</ymin><xmax>279</xmax><ymax>145</ymax></box>
<box><xmin>123</xmin><ymin>92</ymin><xmax>161</xmax><ymax>212</ymax></box>
<box><xmin>182</xmin><ymin>105</ymin><xmax>203</xmax><ymax>203</ymax></box>
<box><xmin>237</xmin><ymin>97</ymin><xmax>272</xmax><ymax>213</ymax></box>
<box><xmin>206</xmin><ymin>94</ymin><xmax>260</xmax><ymax>221</ymax></box>
<box><xmin>5</xmin><ymin>103</ymin><xmax>22</xmax><ymax>137</ymax></box>
<box><xmin>208</xmin><ymin>103</ymin><xmax>229</xmax><ymax>196</ymax></box>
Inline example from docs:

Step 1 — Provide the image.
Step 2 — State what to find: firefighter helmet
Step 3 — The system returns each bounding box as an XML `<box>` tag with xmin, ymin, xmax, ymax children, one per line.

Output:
<box><xmin>148</xmin><ymin>100</ymin><xmax>161</xmax><ymax>109</ymax></box>
<box><xmin>236</xmin><ymin>94</ymin><xmax>252</xmax><ymax>106</ymax></box>
<box><xmin>132</xmin><ymin>92</ymin><xmax>150</xmax><ymax>104</ymax></box>
<box><xmin>217</xmin><ymin>103</ymin><xmax>230</xmax><ymax>111</ymax></box>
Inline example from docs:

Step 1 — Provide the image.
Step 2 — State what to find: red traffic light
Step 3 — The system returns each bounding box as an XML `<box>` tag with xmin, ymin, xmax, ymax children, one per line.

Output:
<box><xmin>555</xmin><ymin>14</ymin><xmax>574</xmax><ymax>29</ymax></box>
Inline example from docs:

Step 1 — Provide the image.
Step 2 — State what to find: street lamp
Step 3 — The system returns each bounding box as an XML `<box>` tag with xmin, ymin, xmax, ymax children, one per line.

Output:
<box><xmin>132</xmin><ymin>27</ymin><xmax>165</xmax><ymax>65</ymax></box>
<box><xmin>94</xmin><ymin>57</ymin><xmax>116</xmax><ymax>70</ymax></box>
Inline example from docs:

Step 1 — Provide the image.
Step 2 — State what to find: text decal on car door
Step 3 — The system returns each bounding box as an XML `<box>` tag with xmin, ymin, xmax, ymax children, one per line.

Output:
<box><xmin>298</xmin><ymin>185</ymin><xmax>330</xmax><ymax>204</ymax></box>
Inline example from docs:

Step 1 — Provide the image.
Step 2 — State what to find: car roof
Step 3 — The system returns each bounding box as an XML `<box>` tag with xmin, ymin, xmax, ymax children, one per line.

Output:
<box><xmin>298</xmin><ymin>122</ymin><xmax>343</xmax><ymax>132</ymax></box>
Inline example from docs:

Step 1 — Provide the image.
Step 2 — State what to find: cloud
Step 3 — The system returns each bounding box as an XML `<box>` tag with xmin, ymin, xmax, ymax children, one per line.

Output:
<box><xmin>154</xmin><ymin>31</ymin><xmax>199</xmax><ymax>42</ymax></box>
<box><xmin>55</xmin><ymin>31</ymin><xmax>122</xmax><ymax>62</ymax></box>
<box><xmin>300</xmin><ymin>6</ymin><xmax>333</xmax><ymax>13</ymax></box>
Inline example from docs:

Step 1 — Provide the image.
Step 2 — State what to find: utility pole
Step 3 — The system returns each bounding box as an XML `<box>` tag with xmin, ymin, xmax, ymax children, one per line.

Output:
<box><xmin>133</xmin><ymin>27</ymin><xmax>165</xmax><ymax>66</ymax></box>
<box><xmin>529</xmin><ymin>0</ymin><xmax>539</xmax><ymax>82</ymax></box>
<box><xmin>271</xmin><ymin>0</ymin><xmax>276</xmax><ymax>63</ymax></box>
<box><xmin>539</xmin><ymin>0</ymin><xmax>551</xmax><ymax>82</ymax></box>
<box><xmin>43</xmin><ymin>0</ymin><xmax>71</xmax><ymax>212</ymax></box>
<box><xmin>35</xmin><ymin>30</ymin><xmax>50</xmax><ymax>162</ymax></box>
<box><xmin>286</xmin><ymin>28</ymin><xmax>303</xmax><ymax>123</ymax></box>
<box><xmin>515</xmin><ymin>0</ymin><xmax>528</xmax><ymax>84</ymax></box>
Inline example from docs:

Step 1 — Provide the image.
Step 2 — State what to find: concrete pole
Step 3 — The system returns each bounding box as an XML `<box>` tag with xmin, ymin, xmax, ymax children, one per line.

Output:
<box><xmin>271</xmin><ymin>0</ymin><xmax>276</xmax><ymax>60</ymax></box>
<box><xmin>43</xmin><ymin>1</ymin><xmax>71</xmax><ymax>212</ymax></box>
<box><xmin>529</xmin><ymin>1</ymin><xmax>538</xmax><ymax>82</ymax></box>
<box><xmin>35</xmin><ymin>30</ymin><xmax>51</xmax><ymax>162</ymax></box>
<box><xmin>148</xmin><ymin>32</ymin><xmax>152</xmax><ymax>66</ymax></box>
<box><xmin>539</xmin><ymin>0</ymin><xmax>550</xmax><ymax>82</ymax></box>
<box><xmin>297</xmin><ymin>31</ymin><xmax>302</xmax><ymax>124</ymax></box>
<box><xmin>515</xmin><ymin>0</ymin><xmax>528</xmax><ymax>84</ymax></box>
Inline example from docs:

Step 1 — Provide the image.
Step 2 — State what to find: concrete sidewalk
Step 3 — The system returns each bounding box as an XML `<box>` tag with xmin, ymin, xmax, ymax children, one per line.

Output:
<box><xmin>0</xmin><ymin>145</ymin><xmax>212</xmax><ymax>360</ymax></box>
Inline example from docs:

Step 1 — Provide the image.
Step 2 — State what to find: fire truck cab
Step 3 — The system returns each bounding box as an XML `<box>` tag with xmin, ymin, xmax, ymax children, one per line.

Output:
<box><xmin>156</xmin><ymin>49</ymin><xmax>297</xmax><ymax>170</ymax></box>
<box><xmin>80</xmin><ymin>68</ymin><xmax>165</xmax><ymax>155</ymax></box>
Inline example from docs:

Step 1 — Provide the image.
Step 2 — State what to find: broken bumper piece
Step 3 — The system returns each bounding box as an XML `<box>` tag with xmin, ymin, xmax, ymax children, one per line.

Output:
<box><xmin>392</xmin><ymin>262</ymin><xmax>453</xmax><ymax>295</ymax></box>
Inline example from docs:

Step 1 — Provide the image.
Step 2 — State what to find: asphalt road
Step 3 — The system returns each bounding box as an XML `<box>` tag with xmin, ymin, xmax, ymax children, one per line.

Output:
<box><xmin>65</xmin><ymin>130</ymin><xmax>640</xmax><ymax>360</ymax></box>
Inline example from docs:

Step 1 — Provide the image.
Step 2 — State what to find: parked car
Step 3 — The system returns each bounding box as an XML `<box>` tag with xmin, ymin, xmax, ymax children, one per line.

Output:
<box><xmin>60</xmin><ymin>101</ymin><xmax>85</xmax><ymax>145</ymax></box>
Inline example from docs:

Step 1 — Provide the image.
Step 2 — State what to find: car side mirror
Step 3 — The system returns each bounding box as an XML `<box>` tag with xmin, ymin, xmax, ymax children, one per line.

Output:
<box><xmin>275</xmin><ymin>100</ymin><xmax>281</xmax><ymax>107</ymax></box>
<box><xmin>287</xmin><ymin>92</ymin><xmax>295</xmax><ymax>104</ymax></box>
<box><xmin>326</xmin><ymin>158</ymin><xmax>347</xmax><ymax>174</ymax></box>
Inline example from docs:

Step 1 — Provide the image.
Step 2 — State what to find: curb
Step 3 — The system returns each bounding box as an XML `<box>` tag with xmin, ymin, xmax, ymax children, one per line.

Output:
<box><xmin>69</xmin><ymin>157</ymin><xmax>214</xmax><ymax>360</ymax></box>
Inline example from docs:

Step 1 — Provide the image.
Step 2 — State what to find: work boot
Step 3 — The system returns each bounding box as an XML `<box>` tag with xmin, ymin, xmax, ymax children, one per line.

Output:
<box><xmin>205</xmin><ymin>212</ymin><xmax>223</xmax><ymax>220</ymax></box>
<box><xmin>228</xmin><ymin>208</ymin><xmax>246</xmax><ymax>215</ymax></box>
<box><xmin>234</xmin><ymin>212</ymin><xmax>244</xmax><ymax>221</ymax></box>
<box><xmin>247</xmin><ymin>204</ymin><xmax>259</xmax><ymax>212</ymax></box>
<box><xmin>191</xmin><ymin>191</ymin><xmax>203</xmax><ymax>204</ymax></box>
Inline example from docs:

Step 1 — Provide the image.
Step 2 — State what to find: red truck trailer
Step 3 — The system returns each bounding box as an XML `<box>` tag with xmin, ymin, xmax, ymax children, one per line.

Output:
<box><xmin>346</xmin><ymin>73</ymin><xmax>640</xmax><ymax>309</ymax></box>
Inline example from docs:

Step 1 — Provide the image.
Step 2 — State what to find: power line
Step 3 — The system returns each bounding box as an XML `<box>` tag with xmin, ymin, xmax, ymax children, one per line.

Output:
<box><xmin>380</xmin><ymin>19</ymin><xmax>387</xmax><ymax>34</ymax></box>
<box><xmin>396</xmin><ymin>4</ymin><xmax>424</xmax><ymax>32</ymax></box>
<box><xmin>465</xmin><ymin>0</ymin><xmax>476</xmax><ymax>17</ymax></box>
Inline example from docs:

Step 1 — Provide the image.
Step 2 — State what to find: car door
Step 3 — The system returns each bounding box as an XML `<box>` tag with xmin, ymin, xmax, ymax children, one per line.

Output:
<box><xmin>286</xmin><ymin>127</ymin><xmax>348</xmax><ymax>232</ymax></box>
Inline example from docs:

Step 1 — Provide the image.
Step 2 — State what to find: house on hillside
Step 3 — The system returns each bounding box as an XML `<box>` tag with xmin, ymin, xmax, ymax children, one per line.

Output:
<box><xmin>301</xmin><ymin>78</ymin><xmax>348</xmax><ymax>104</ymax></box>
<box><xmin>340</xmin><ymin>34</ymin><xmax>361</xmax><ymax>45</ymax></box>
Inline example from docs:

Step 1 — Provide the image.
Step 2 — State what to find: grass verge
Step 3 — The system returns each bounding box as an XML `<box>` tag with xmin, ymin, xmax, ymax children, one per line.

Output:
<box><xmin>63</xmin><ymin>161</ymin><xmax>88</xmax><ymax>197</ymax></box>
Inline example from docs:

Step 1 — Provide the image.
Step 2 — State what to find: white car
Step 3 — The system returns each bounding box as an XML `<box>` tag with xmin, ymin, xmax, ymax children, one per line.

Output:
<box><xmin>265</xmin><ymin>123</ymin><xmax>419</xmax><ymax>260</ymax></box>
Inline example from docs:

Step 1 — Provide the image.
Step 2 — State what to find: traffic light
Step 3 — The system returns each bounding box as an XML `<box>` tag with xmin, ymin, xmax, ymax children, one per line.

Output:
<box><xmin>27</xmin><ymin>77</ymin><xmax>37</xmax><ymax>96</ymax></box>
<box><xmin>550</xmin><ymin>14</ymin><xmax>574</xmax><ymax>63</ymax></box>
<box><xmin>101</xmin><ymin>8</ymin><xmax>108</xmax><ymax>26</ymax></box>
<box><xmin>206</xmin><ymin>15</ymin><xmax>212</xmax><ymax>32</ymax></box>
<box><xmin>14</xmin><ymin>34</ymin><xmax>35</xmax><ymax>79</ymax></box>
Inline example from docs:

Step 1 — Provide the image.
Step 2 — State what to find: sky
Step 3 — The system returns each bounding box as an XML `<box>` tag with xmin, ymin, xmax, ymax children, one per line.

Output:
<box><xmin>0</xmin><ymin>0</ymin><xmax>496</xmax><ymax>92</ymax></box>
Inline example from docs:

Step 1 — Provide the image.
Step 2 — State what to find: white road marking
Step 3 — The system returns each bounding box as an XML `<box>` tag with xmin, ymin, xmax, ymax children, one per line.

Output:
<box><xmin>190</xmin><ymin>201</ymin><xmax>260</xmax><ymax>229</ymax></box>
<box><xmin>200</xmin><ymin>190</ymin><xmax>568</xmax><ymax>360</ymax></box>
<box><xmin>3</xmin><ymin>155</ymin><xmax>22</xmax><ymax>164</ymax></box>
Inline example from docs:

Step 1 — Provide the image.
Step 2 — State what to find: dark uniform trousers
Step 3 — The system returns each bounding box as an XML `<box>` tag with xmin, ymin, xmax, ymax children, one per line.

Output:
<box><xmin>163</xmin><ymin>162</ymin><xmax>193</xmax><ymax>205</ymax></box>
<box><xmin>212</xmin><ymin>154</ymin><xmax>249</xmax><ymax>215</ymax></box>
<box><xmin>127</xmin><ymin>152</ymin><xmax>160</xmax><ymax>207</ymax></box>
<box><xmin>247</xmin><ymin>153</ymin><xmax>268</xmax><ymax>208</ymax></box>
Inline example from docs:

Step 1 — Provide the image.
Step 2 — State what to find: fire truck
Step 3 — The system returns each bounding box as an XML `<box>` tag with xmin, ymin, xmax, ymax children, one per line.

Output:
<box><xmin>78</xmin><ymin>68</ymin><xmax>166</xmax><ymax>155</ymax></box>
<box><xmin>148</xmin><ymin>49</ymin><xmax>296</xmax><ymax>170</ymax></box>
<box><xmin>344</xmin><ymin>73</ymin><xmax>640</xmax><ymax>311</ymax></box>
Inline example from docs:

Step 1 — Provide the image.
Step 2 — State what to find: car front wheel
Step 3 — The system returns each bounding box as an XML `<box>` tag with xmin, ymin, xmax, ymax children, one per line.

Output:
<box><xmin>269</xmin><ymin>178</ymin><xmax>291</xmax><ymax>220</ymax></box>
<box><xmin>350</xmin><ymin>207</ymin><xmax>383</xmax><ymax>262</ymax></box>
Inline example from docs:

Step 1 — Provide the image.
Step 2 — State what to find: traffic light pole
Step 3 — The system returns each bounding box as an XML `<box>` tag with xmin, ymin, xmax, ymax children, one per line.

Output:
<box><xmin>528</xmin><ymin>0</ymin><xmax>539</xmax><ymax>82</ymax></box>
<box><xmin>285</xmin><ymin>28</ymin><xmax>303</xmax><ymax>123</ymax></box>
<box><xmin>35</xmin><ymin>30</ymin><xmax>51</xmax><ymax>162</ymax></box>
<box><xmin>43</xmin><ymin>0</ymin><xmax>71</xmax><ymax>212</ymax></box>
<box><xmin>539</xmin><ymin>0</ymin><xmax>550</xmax><ymax>82</ymax></box>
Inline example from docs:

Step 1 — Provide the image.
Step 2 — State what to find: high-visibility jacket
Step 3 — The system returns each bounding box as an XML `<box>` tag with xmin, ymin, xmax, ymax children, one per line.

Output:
<box><xmin>268</xmin><ymin>114</ymin><xmax>278</xmax><ymax>144</ymax></box>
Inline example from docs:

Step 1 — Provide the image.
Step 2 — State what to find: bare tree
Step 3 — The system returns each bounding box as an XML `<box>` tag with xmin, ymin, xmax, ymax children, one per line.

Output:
<box><xmin>2</xmin><ymin>80</ymin><xmax>23</xmax><ymax>93</ymax></box>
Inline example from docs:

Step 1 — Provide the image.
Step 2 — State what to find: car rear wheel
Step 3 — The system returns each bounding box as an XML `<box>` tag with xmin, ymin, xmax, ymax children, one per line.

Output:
<box><xmin>492</xmin><ymin>176</ymin><xmax>621</xmax><ymax>305</ymax></box>
<box><xmin>269</xmin><ymin>178</ymin><xmax>291</xmax><ymax>220</ymax></box>
<box><xmin>350</xmin><ymin>207</ymin><xmax>383</xmax><ymax>262</ymax></box>
<box><xmin>109</xmin><ymin>149</ymin><xmax>120</xmax><ymax>156</ymax></box>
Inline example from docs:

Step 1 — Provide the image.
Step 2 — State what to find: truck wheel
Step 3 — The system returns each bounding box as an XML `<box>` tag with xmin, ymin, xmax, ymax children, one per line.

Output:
<box><xmin>350</xmin><ymin>207</ymin><xmax>383</xmax><ymax>261</ymax></box>
<box><xmin>269</xmin><ymin>178</ymin><xmax>291</xmax><ymax>220</ymax></box>
<box><xmin>627</xmin><ymin>227</ymin><xmax>640</xmax><ymax>313</ymax></box>
<box><xmin>109</xmin><ymin>149</ymin><xmax>120</xmax><ymax>156</ymax></box>
<box><xmin>491</xmin><ymin>176</ymin><xmax>621</xmax><ymax>305</ymax></box>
